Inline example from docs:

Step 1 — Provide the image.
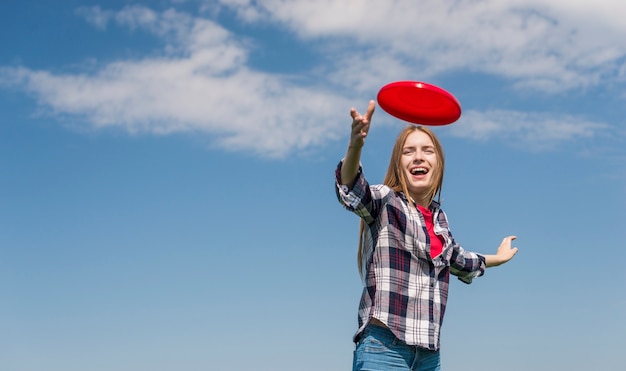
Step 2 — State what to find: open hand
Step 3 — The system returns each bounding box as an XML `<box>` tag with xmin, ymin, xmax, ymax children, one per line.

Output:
<box><xmin>349</xmin><ymin>100</ymin><xmax>376</xmax><ymax>149</ymax></box>
<box><xmin>495</xmin><ymin>236</ymin><xmax>519</xmax><ymax>265</ymax></box>
<box><xmin>485</xmin><ymin>236</ymin><xmax>519</xmax><ymax>267</ymax></box>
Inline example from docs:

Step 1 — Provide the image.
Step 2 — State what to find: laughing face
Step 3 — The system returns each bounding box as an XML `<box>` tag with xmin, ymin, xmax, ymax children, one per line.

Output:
<box><xmin>401</xmin><ymin>130</ymin><xmax>439</xmax><ymax>204</ymax></box>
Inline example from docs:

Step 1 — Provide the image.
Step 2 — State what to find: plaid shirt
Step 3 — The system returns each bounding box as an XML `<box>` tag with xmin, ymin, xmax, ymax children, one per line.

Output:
<box><xmin>335</xmin><ymin>162</ymin><xmax>486</xmax><ymax>350</ymax></box>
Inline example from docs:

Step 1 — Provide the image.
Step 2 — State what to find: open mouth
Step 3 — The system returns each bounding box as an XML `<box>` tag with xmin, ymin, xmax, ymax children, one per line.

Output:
<box><xmin>410</xmin><ymin>167</ymin><xmax>428</xmax><ymax>176</ymax></box>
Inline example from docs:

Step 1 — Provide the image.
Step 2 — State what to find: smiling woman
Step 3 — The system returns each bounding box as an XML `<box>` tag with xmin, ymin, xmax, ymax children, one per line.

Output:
<box><xmin>335</xmin><ymin>100</ymin><xmax>519</xmax><ymax>371</ymax></box>
<box><xmin>2</xmin><ymin>2</ymin><xmax>626</xmax><ymax>371</ymax></box>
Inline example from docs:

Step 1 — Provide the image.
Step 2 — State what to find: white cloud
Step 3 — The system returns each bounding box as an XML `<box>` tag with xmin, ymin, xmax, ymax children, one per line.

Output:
<box><xmin>77</xmin><ymin>5</ymin><xmax>167</xmax><ymax>33</ymax></box>
<box><xmin>445</xmin><ymin>109</ymin><xmax>609</xmax><ymax>151</ymax></box>
<box><xmin>216</xmin><ymin>0</ymin><xmax>626</xmax><ymax>92</ymax></box>
<box><xmin>1</xmin><ymin>63</ymin><xmax>348</xmax><ymax>158</ymax></box>
<box><xmin>2</xmin><ymin>1</ymin><xmax>624</xmax><ymax>158</ymax></box>
<box><xmin>1</xmin><ymin>6</ymin><xmax>350</xmax><ymax>157</ymax></box>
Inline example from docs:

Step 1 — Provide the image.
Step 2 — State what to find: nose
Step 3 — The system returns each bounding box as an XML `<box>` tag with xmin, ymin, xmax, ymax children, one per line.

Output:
<box><xmin>412</xmin><ymin>150</ymin><xmax>425</xmax><ymax>162</ymax></box>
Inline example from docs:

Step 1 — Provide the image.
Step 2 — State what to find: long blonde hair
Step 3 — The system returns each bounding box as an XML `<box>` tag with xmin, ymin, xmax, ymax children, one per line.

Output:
<box><xmin>357</xmin><ymin>126</ymin><xmax>445</xmax><ymax>275</ymax></box>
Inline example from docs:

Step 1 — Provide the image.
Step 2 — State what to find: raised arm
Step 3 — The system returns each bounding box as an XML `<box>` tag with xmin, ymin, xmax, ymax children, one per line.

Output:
<box><xmin>340</xmin><ymin>100</ymin><xmax>376</xmax><ymax>186</ymax></box>
<box><xmin>484</xmin><ymin>236</ymin><xmax>519</xmax><ymax>267</ymax></box>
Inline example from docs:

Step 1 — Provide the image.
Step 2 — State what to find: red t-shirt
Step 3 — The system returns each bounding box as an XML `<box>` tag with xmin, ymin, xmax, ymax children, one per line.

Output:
<box><xmin>417</xmin><ymin>205</ymin><xmax>444</xmax><ymax>258</ymax></box>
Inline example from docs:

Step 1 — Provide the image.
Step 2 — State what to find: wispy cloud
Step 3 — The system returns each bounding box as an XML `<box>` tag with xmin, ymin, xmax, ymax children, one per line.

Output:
<box><xmin>1</xmin><ymin>1</ymin><xmax>624</xmax><ymax>157</ymax></box>
<box><xmin>1</xmin><ymin>6</ymin><xmax>350</xmax><ymax>158</ymax></box>
<box><xmin>444</xmin><ymin>109</ymin><xmax>609</xmax><ymax>151</ymax></box>
<box><xmin>217</xmin><ymin>0</ymin><xmax>626</xmax><ymax>91</ymax></box>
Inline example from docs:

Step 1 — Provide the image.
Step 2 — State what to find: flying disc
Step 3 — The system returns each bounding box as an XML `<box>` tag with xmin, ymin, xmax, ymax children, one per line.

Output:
<box><xmin>377</xmin><ymin>81</ymin><xmax>462</xmax><ymax>125</ymax></box>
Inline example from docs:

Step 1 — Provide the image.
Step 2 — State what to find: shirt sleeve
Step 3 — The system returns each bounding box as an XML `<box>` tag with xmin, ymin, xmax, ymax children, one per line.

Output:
<box><xmin>334</xmin><ymin>160</ymin><xmax>378</xmax><ymax>224</ymax></box>
<box><xmin>434</xmin><ymin>207</ymin><xmax>486</xmax><ymax>284</ymax></box>
<box><xmin>449</xmin><ymin>242</ymin><xmax>486</xmax><ymax>284</ymax></box>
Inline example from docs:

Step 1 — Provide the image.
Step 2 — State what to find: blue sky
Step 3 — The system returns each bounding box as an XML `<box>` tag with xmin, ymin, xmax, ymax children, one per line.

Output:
<box><xmin>1</xmin><ymin>1</ymin><xmax>625</xmax><ymax>370</ymax></box>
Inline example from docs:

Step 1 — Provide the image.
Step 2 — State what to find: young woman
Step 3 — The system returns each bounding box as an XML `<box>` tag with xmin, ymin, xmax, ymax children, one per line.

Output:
<box><xmin>335</xmin><ymin>100</ymin><xmax>518</xmax><ymax>371</ymax></box>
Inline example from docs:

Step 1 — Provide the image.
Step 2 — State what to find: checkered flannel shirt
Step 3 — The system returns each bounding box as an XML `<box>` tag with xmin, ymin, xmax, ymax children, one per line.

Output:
<box><xmin>335</xmin><ymin>161</ymin><xmax>486</xmax><ymax>350</ymax></box>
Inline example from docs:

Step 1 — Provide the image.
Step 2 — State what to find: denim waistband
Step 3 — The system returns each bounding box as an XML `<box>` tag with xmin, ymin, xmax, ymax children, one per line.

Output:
<box><xmin>356</xmin><ymin>322</ymin><xmax>400</xmax><ymax>345</ymax></box>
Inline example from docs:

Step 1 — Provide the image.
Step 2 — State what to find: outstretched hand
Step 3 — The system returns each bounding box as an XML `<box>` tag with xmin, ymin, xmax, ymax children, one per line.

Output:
<box><xmin>349</xmin><ymin>100</ymin><xmax>376</xmax><ymax>149</ymax></box>
<box><xmin>497</xmin><ymin>236</ymin><xmax>519</xmax><ymax>262</ymax></box>
<box><xmin>340</xmin><ymin>100</ymin><xmax>376</xmax><ymax>186</ymax></box>
<box><xmin>485</xmin><ymin>236</ymin><xmax>519</xmax><ymax>267</ymax></box>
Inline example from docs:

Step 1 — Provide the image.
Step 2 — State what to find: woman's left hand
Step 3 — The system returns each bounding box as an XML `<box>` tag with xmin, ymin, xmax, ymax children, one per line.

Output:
<box><xmin>497</xmin><ymin>236</ymin><xmax>518</xmax><ymax>262</ymax></box>
<box><xmin>485</xmin><ymin>236</ymin><xmax>518</xmax><ymax>267</ymax></box>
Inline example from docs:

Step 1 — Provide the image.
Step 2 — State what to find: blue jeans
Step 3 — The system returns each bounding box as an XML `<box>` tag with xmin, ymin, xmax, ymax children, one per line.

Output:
<box><xmin>353</xmin><ymin>324</ymin><xmax>441</xmax><ymax>371</ymax></box>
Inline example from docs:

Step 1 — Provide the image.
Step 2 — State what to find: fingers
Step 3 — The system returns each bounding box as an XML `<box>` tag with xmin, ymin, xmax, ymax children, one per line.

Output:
<box><xmin>365</xmin><ymin>100</ymin><xmax>376</xmax><ymax>121</ymax></box>
<box><xmin>348</xmin><ymin>101</ymin><xmax>376</xmax><ymax>149</ymax></box>
<box><xmin>351</xmin><ymin>100</ymin><xmax>376</xmax><ymax>122</ymax></box>
<box><xmin>350</xmin><ymin>107</ymin><xmax>359</xmax><ymax>120</ymax></box>
<box><xmin>351</xmin><ymin>120</ymin><xmax>370</xmax><ymax>143</ymax></box>
<box><xmin>500</xmin><ymin>235</ymin><xmax>519</xmax><ymax>260</ymax></box>
<box><xmin>502</xmin><ymin>235</ymin><xmax>517</xmax><ymax>245</ymax></box>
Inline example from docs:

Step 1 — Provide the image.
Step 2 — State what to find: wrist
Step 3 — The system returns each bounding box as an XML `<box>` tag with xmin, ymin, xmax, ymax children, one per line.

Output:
<box><xmin>484</xmin><ymin>254</ymin><xmax>504</xmax><ymax>268</ymax></box>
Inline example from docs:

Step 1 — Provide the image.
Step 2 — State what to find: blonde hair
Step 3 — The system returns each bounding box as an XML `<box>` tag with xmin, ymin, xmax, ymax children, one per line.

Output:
<box><xmin>357</xmin><ymin>126</ymin><xmax>445</xmax><ymax>275</ymax></box>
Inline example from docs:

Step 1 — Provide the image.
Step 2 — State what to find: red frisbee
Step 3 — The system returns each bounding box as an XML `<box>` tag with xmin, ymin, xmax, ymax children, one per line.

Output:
<box><xmin>377</xmin><ymin>81</ymin><xmax>462</xmax><ymax>125</ymax></box>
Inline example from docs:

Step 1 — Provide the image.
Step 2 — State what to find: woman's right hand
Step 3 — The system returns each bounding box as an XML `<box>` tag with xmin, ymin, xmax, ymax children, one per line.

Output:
<box><xmin>349</xmin><ymin>100</ymin><xmax>376</xmax><ymax>149</ymax></box>
<box><xmin>341</xmin><ymin>100</ymin><xmax>376</xmax><ymax>186</ymax></box>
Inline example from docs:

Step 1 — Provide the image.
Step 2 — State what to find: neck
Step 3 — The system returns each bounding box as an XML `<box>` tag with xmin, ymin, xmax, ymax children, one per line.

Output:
<box><xmin>410</xmin><ymin>194</ymin><xmax>431</xmax><ymax>208</ymax></box>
